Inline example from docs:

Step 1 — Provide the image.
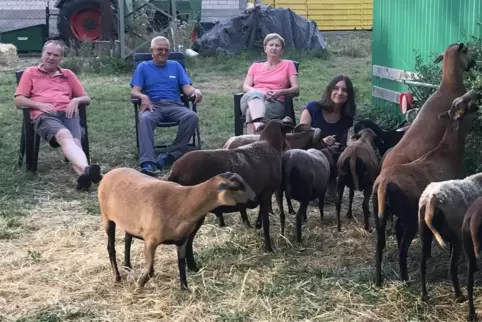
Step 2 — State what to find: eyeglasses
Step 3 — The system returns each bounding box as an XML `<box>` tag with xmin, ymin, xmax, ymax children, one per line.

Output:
<box><xmin>156</xmin><ymin>48</ymin><xmax>170</xmax><ymax>53</ymax></box>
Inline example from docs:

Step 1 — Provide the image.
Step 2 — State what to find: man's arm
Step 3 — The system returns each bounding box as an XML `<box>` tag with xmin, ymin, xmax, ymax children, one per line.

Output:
<box><xmin>178</xmin><ymin>64</ymin><xmax>202</xmax><ymax>103</ymax></box>
<box><xmin>14</xmin><ymin>69</ymin><xmax>56</xmax><ymax>114</ymax></box>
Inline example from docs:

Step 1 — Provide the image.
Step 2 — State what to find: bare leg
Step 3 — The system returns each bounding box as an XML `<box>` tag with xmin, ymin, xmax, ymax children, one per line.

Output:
<box><xmin>138</xmin><ymin>239</ymin><xmax>157</xmax><ymax>288</ymax></box>
<box><xmin>55</xmin><ymin>129</ymin><xmax>89</xmax><ymax>175</ymax></box>
<box><xmin>275</xmin><ymin>189</ymin><xmax>286</xmax><ymax>235</ymax></box>
<box><xmin>106</xmin><ymin>220</ymin><xmax>121</xmax><ymax>282</ymax></box>
<box><xmin>247</xmin><ymin>99</ymin><xmax>266</xmax><ymax>134</ymax></box>
<box><xmin>177</xmin><ymin>239</ymin><xmax>189</xmax><ymax>290</ymax></box>
<box><xmin>124</xmin><ymin>233</ymin><xmax>133</xmax><ymax>269</ymax></box>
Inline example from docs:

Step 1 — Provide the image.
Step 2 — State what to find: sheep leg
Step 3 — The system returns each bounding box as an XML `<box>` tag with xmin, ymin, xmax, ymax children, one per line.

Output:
<box><xmin>286</xmin><ymin>191</ymin><xmax>295</xmax><ymax>215</ymax></box>
<box><xmin>449</xmin><ymin>242</ymin><xmax>465</xmax><ymax>302</ymax></box>
<box><xmin>346</xmin><ymin>188</ymin><xmax>354</xmax><ymax>219</ymax></box>
<box><xmin>420</xmin><ymin>220</ymin><xmax>433</xmax><ymax>301</ymax></box>
<box><xmin>124</xmin><ymin>233</ymin><xmax>133</xmax><ymax>269</ymax></box>
<box><xmin>373</xmin><ymin>198</ymin><xmax>388</xmax><ymax>287</ymax></box>
<box><xmin>398</xmin><ymin>223</ymin><xmax>417</xmax><ymax>282</ymax></box>
<box><xmin>177</xmin><ymin>239</ymin><xmax>189</xmax><ymax>290</ymax></box>
<box><xmin>260</xmin><ymin>195</ymin><xmax>274</xmax><ymax>253</ymax></box>
<box><xmin>335</xmin><ymin>180</ymin><xmax>345</xmax><ymax>232</ymax></box>
<box><xmin>138</xmin><ymin>240</ymin><xmax>157</xmax><ymax>288</ymax></box>
<box><xmin>464</xmin><ymin>233</ymin><xmax>478</xmax><ymax>321</ymax></box>
<box><xmin>106</xmin><ymin>220</ymin><xmax>121</xmax><ymax>282</ymax></box>
<box><xmin>255</xmin><ymin>210</ymin><xmax>262</xmax><ymax>229</ymax></box>
<box><xmin>275</xmin><ymin>188</ymin><xmax>286</xmax><ymax>235</ymax></box>
<box><xmin>214</xmin><ymin>212</ymin><xmax>226</xmax><ymax>227</ymax></box>
<box><xmin>296</xmin><ymin>202</ymin><xmax>309</xmax><ymax>243</ymax></box>
<box><xmin>318</xmin><ymin>189</ymin><xmax>327</xmax><ymax>220</ymax></box>
<box><xmin>240</xmin><ymin>209</ymin><xmax>252</xmax><ymax>228</ymax></box>
<box><xmin>362</xmin><ymin>187</ymin><xmax>371</xmax><ymax>231</ymax></box>
<box><xmin>186</xmin><ymin>216</ymin><xmax>206</xmax><ymax>272</ymax></box>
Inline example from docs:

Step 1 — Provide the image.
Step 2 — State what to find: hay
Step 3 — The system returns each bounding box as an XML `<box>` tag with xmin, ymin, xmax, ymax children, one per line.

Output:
<box><xmin>0</xmin><ymin>43</ymin><xmax>18</xmax><ymax>66</ymax></box>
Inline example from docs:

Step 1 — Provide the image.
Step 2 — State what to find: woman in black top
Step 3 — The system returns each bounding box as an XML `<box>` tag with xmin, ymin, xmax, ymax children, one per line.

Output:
<box><xmin>299</xmin><ymin>75</ymin><xmax>357</xmax><ymax>147</ymax></box>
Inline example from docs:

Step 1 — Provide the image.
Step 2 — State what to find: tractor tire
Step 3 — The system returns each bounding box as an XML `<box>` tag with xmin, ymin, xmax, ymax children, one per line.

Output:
<box><xmin>57</xmin><ymin>0</ymin><xmax>117</xmax><ymax>46</ymax></box>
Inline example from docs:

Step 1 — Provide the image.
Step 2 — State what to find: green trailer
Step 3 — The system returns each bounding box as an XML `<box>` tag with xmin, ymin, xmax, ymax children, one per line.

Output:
<box><xmin>0</xmin><ymin>24</ymin><xmax>48</xmax><ymax>53</ymax></box>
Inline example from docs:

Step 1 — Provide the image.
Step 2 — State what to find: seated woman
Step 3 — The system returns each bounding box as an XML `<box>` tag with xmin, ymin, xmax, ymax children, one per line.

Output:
<box><xmin>300</xmin><ymin>75</ymin><xmax>357</xmax><ymax>147</ymax></box>
<box><xmin>241</xmin><ymin>33</ymin><xmax>299</xmax><ymax>134</ymax></box>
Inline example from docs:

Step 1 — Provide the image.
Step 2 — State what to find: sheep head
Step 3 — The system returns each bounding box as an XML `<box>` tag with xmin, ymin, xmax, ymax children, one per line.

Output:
<box><xmin>433</xmin><ymin>43</ymin><xmax>476</xmax><ymax>72</ymax></box>
<box><xmin>439</xmin><ymin>89</ymin><xmax>481</xmax><ymax>129</ymax></box>
<box><xmin>293</xmin><ymin>123</ymin><xmax>312</xmax><ymax>133</ymax></box>
<box><xmin>216</xmin><ymin>172</ymin><xmax>257</xmax><ymax>206</ymax></box>
<box><xmin>250</xmin><ymin>116</ymin><xmax>295</xmax><ymax>151</ymax></box>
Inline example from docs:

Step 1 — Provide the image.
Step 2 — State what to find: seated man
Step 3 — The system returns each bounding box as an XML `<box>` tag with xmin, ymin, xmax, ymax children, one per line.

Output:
<box><xmin>14</xmin><ymin>40</ymin><xmax>102</xmax><ymax>191</ymax></box>
<box><xmin>130</xmin><ymin>36</ymin><xmax>202</xmax><ymax>176</ymax></box>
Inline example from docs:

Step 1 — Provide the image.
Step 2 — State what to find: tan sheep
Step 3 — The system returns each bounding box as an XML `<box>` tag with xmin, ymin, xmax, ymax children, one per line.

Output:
<box><xmin>98</xmin><ymin>168</ymin><xmax>256</xmax><ymax>290</ymax></box>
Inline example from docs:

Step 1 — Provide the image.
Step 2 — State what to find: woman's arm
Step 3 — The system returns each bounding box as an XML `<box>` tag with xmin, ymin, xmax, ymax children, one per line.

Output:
<box><xmin>300</xmin><ymin>109</ymin><xmax>312</xmax><ymax>124</ymax></box>
<box><xmin>243</xmin><ymin>74</ymin><xmax>255</xmax><ymax>93</ymax></box>
<box><xmin>277</xmin><ymin>74</ymin><xmax>299</xmax><ymax>96</ymax></box>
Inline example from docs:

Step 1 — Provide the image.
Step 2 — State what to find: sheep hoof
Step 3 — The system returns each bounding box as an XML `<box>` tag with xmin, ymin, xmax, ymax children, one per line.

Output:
<box><xmin>456</xmin><ymin>294</ymin><xmax>467</xmax><ymax>303</ymax></box>
<box><xmin>346</xmin><ymin>211</ymin><xmax>353</xmax><ymax>219</ymax></box>
<box><xmin>421</xmin><ymin>294</ymin><xmax>429</xmax><ymax>302</ymax></box>
<box><xmin>180</xmin><ymin>283</ymin><xmax>189</xmax><ymax>291</ymax></box>
<box><xmin>115</xmin><ymin>275</ymin><xmax>121</xmax><ymax>283</ymax></box>
<box><xmin>187</xmin><ymin>264</ymin><xmax>200</xmax><ymax>272</ymax></box>
<box><xmin>264</xmin><ymin>245</ymin><xmax>274</xmax><ymax>253</ymax></box>
<box><xmin>468</xmin><ymin>312</ymin><xmax>476</xmax><ymax>322</ymax></box>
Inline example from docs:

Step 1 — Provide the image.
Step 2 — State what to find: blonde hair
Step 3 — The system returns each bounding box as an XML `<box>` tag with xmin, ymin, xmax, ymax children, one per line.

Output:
<box><xmin>263</xmin><ymin>33</ymin><xmax>285</xmax><ymax>49</ymax></box>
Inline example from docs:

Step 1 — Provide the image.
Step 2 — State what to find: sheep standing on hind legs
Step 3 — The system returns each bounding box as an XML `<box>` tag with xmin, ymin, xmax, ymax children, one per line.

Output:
<box><xmin>373</xmin><ymin>88</ymin><xmax>480</xmax><ymax>289</ymax></box>
<box><xmin>335</xmin><ymin>127</ymin><xmax>380</xmax><ymax>231</ymax></box>
<box><xmin>97</xmin><ymin>168</ymin><xmax>256</xmax><ymax>290</ymax></box>
<box><xmin>462</xmin><ymin>196</ymin><xmax>482</xmax><ymax>321</ymax></box>
<box><xmin>372</xmin><ymin>42</ymin><xmax>477</xmax><ymax>288</ymax></box>
<box><xmin>167</xmin><ymin>117</ymin><xmax>294</xmax><ymax>272</ymax></box>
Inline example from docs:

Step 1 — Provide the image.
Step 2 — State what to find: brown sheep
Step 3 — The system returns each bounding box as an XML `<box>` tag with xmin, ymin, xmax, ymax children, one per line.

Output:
<box><xmin>373</xmin><ymin>88</ymin><xmax>480</xmax><ymax>288</ymax></box>
<box><xmin>167</xmin><ymin>117</ymin><xmax>294</xmax><ymax>273</ymax></box>
<box><xmin>335</xmin><ymin>128</ymin><xmax>380</xmax><ymax>231</ymax></box>
<box><xmin>462</xmin><ymin>196</ymin><xmax>482</xmax><ymax>321</ymax></box>
<box><xmin>98</xmin><ymin>168</ymin><xmax>256</xmax><ymax>290</ymax></box>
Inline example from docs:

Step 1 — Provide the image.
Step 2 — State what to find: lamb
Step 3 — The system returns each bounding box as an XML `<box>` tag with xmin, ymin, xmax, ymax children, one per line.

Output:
<box><xmin>167</xmin><ymin>116</ymin><xmax>294</xmax><ymax>273</ymax></box>
<box><xmin>334</xmin><ymin>127</ymin><xmax>380</xmax><ymax>231</ymax></box>
<box><xmin>372</xmin><ymin>86</ymin><xmax>480</xmax><ymax>288</ymax></box>
<box><xmin>276</xmin><ymin>144</ymin><xmax>342</xmax><ymax>242</ymax></box>
<box><xmin>462</xmin><ymin>196</ymin><xmax>482</xmax><ymax>321</ymax></box>
<box><xmin>419</xmin><ymin>171</ymin><xmax>482</xmax><ymax>303</ymax></box>
<box><xmin>97</xmin><ymin>168</ymin><xmax>256</xmax><ymax>290</ymax></box>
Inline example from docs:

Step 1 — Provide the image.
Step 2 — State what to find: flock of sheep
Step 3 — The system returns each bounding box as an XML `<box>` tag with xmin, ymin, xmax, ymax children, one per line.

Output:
<box><xmin>97</xmin><ymin>42</ymin><xmax>482</xmax><ymax>321</ymax></box>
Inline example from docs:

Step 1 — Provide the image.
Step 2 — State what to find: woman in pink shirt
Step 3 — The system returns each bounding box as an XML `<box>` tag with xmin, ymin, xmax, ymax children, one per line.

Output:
<box><xmin>241</xmin><ymin>33</ymin><xmax>299</xmax><ymax>134</ymax></box>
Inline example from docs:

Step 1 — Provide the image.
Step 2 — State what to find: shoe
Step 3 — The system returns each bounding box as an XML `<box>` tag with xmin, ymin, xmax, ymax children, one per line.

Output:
<box><xmin>86</xmin><ymin>164</ymin><xmax>103</xmax><ymax>184</ymax></box>
<box><xmin>76</xmin><ymin>172</ymin><xmax>92</xmax><ymax>191</ymax></box>
<box><xmin>156</xmin><ymin>152</ymin><xmax>174</xmax><ymax>170</ymax></box>
<box><xmin>140</xmin><ymin>162</ymin><xmax>160</xmax><ymax>177</ymax></box>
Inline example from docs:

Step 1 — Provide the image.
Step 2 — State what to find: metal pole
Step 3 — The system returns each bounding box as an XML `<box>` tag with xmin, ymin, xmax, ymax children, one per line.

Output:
<box><xmin>170</xmin><ymin>0</ymin><xmax>177</xmax><ymax>50</ymax></box>
<box><xmin>118</xmin><ymin>0</ymin><xmax>126</xmax><ymax>58</ymax></box>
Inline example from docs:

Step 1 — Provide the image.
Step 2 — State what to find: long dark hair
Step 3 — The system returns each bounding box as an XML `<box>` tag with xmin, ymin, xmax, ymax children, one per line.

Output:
<box><xmin>318</xmin><ymin>75</ymin><xmax>356</xmax><ymax>118</ymax></box>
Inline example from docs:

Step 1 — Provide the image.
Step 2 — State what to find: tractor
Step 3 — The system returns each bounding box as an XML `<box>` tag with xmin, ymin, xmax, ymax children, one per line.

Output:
<box><xmin>54</xmin><ymin>0</ymin><xmax>200</xmax><ymax>44</ymax></box>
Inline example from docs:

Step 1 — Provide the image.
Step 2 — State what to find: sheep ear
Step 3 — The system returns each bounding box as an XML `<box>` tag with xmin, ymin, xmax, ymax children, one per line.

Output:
<box><xmin>457</xmin><ymin>43</ymin><xmax>466</xmax><ymax>53</ymax></box>
<box><xmin>218</xmin><ymin>172</ymin><xmax>235</xmax><ymax>179</ymax></box>
<box><xmin>433</xmin><ymin>54</ymin><xmax>443</xmax><ymax>64</ymax></box>
<box><xmin>250</xmin><ymin>117</ymin><xmax>269</xmax><ymax>124</ymax></box>
<box><xmin>438</xmin><ymin>111</ymin><xmax>450</xmax><ymax>119</ymax></box>
<box><xmin>217</xmin><ymin>182</ymin><xmax>227</xmax><ymax>191</ymax></box>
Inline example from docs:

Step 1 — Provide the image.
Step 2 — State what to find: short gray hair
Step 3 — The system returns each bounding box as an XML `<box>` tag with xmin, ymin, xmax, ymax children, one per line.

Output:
<box><xmin>150</xmin><ymin>36</ymin><xmax>170</xmax><ymax>48</ymax></box>
<box><xmin>42</xmin><ymin>40</ymin><xmax>65</xmax><ymax>56</ymax></box>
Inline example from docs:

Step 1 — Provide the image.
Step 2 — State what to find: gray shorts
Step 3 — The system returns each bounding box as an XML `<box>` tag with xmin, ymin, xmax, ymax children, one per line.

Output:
<box><xmin>240</xmin><ymin>89</ymin><xmax>285</xmax><ymax>122</ymax></box>
<box><xmin>33</xmin><ymin>112</ymin><xmax>83</xmax><ymax>143</ymax></box>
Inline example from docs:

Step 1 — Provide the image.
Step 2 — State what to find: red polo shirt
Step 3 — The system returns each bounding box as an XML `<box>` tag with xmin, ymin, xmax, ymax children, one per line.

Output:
<box><xmin>14</xmin><ymin>65</ymin><xmax>87</xmax><ymax>120</ymax></box>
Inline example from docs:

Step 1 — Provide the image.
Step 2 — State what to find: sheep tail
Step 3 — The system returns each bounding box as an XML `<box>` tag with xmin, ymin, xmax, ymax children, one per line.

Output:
<box><xmin>350</xmin><ymin>155</ymin><xmax>360</xmax><ymax>191</ymax></box>
<box><xmin>376</xmin><ymin>179</ymin><xmax>388</xmax><ymax>220</ymax></box>
<box><xmin>470</xmin><ymin>214</ymin><xmax>482</xmax><ymax>259</ymax></box>
<box><xmin>423</xmin><ymin>196</ymin><xmax>447</xmax><ymax>249</ymax></box>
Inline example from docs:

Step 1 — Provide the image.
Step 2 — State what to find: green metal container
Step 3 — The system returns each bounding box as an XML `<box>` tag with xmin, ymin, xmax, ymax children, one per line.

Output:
<box><xmin>372</xmin><ymin>0</ymin><xmax>482</xmax><ymax>109</ymax></box>
<box><xmin>0</xmin><ymin>24</ymin><xmax>48</xmax><ymax>53</ymax></box>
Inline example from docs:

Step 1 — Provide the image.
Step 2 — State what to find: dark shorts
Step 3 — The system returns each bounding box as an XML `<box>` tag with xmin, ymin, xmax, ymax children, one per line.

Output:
<box><xmin>33</xmin><ymin>112</ymin><xmax>83</xmax><ymax>143</ymax></box>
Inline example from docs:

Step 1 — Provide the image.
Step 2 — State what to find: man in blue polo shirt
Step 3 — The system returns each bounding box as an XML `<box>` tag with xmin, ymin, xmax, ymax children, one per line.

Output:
<box><xmin>130</xmin><ymin>36</ymin><xmax>202</xmax><ymax>176</ymax></box>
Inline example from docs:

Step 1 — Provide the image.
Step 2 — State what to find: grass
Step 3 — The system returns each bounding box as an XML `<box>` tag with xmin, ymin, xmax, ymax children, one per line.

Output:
<box><xmin>0</xmin><ymin>31</ymin><xmax>477</xmax><ymax>322</ymax></box>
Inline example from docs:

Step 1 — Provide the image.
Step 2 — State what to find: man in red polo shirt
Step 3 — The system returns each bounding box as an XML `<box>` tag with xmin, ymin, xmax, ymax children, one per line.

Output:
<box><xmin>14</xmin><ymin>40</ymin><xmax>102</xmax><ymax>190</ymax></box>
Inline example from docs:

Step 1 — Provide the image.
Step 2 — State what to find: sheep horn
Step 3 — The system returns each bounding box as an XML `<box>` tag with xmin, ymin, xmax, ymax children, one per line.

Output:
<box><xmin>250</xmin><ymin>117</ymin><xmax>269</xmax><ymax>124</ymax></box>
<box><xmin>293</xmin><ymin>123</ymin><xmax>312</xmax><ymax>133</ymax></box>
<box><xmin>281</xmin><ymin>116</ymin><xmax>294</xmax><ymax>125</ymax></box>
<box><xmin>313</xmin><ymin>128</ymin><xmax>322</xmax><ymax>141</ymax></box>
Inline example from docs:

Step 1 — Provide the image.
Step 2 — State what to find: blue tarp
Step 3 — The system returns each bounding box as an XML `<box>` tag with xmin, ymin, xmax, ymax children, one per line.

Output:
<box><xmin>192</xmin><ymin>4</ymin><xmax>326</xmax><ymax>56</ymax></box>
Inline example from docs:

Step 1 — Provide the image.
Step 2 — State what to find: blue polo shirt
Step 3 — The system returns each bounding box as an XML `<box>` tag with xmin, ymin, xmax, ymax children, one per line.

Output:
<box><xmin>129</xmin><ymin>60</ymin><xmax>191</xmax><ymax>102</ymax></box>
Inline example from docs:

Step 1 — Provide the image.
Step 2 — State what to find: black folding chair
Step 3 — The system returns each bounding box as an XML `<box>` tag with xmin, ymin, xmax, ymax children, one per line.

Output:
<box><xmin>16</xmin><ymin>70</ymin><xmax>90</xmax><ymax>172</ymax></box>
<box><xmin>233</xmin><ymin>60</ymin><xmax>300</xmax><ymax>136</ymax></box>
<box><xmin>131</xmin><ymin>52</ymin><xmax>202</xmax><ymax>155</ymax></box>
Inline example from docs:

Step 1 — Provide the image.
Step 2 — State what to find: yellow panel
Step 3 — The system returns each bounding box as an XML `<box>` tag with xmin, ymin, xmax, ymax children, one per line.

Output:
<box><xmin>270</xmin><ymin>0</ymin><xmax>372</xmax><ymax>30</ymax></box>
